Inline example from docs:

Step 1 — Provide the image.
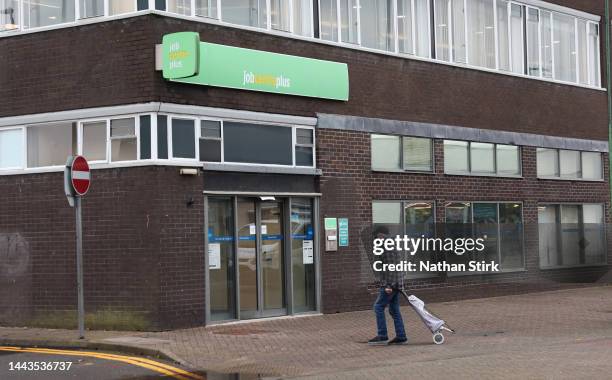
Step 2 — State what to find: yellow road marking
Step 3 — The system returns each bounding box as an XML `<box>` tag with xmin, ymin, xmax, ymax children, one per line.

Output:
<box><xmin>0</xmin><ymin>346</ymin><xmax>204</xmax><ymax>380</ymax></box>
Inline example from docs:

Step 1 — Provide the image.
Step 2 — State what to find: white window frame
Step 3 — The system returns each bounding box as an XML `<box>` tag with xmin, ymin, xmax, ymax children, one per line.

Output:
<box><xmin>109</xmin><ymin>115</ymin><xmax>140</xmax><ymax>163</ymax></box>
<box><xmin>0</xmin><ymin>126</ymin><xmax>26</xmax><ymax>170</ymax></box>
<box><xmin>537</xmin><ymin>148</ymin><xmax>604</xmax><ymax>181</ymax></box>
<box><xmin>293</xmin><ymin>126</ymin><xmax>316</xmax><ymax>167</ymax></box>
<box><xmin>24</xmin><ymin>121</ymin><xmax>78</xmax><ymax>170</ymax></box>
<box><xmin>444</xmin><ymin>140</ymin><xmax>522</xmax><ymax>177</ymax></box>
<box><xmin>198</xmin><ymin>117</ymin><xmax>224</xmax><ymax>162</ymax></box>
<box><xmin>78</xmin><ymin>118</ymin><xmax>109</xmax><ymax>164</ymax></box>
<box><xmin>167</xmin><ymin>115</ymin><xmax>198</xmax><ymax>161</ymax></box>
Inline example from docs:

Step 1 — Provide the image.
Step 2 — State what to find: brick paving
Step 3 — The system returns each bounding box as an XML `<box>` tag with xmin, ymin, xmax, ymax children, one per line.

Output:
<box><xmin>2</xmin><ymin>285</ymin><xmax>612</xmax><ymax>379</ymax></box>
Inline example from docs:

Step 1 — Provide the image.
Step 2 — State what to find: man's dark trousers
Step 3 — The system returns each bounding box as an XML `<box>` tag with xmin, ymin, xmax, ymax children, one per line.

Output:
<box><xmin>374</xmin><ymin>286</ymin><xmax>407</xmax><ymax>339</ymax></box>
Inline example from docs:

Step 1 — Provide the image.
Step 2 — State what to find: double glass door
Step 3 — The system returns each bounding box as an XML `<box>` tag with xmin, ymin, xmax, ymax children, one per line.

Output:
<box><xmin>207</xmin><ymin>196</ymin><xmax>317</xmax><ymax>322</ymax></box>
<box><xmin>237</xmin><ymin>198</ymin><xmax>286</xmax><ymax>318</ymax></box>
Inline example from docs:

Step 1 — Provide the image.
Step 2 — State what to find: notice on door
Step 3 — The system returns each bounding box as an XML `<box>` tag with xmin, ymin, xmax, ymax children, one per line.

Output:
<box><xmin>303</xmin><ymin>240</ymin><xmax>314</xmax><ymax>264</ymax></box>
<box><xmin>209</xmin><ymin>243</ymin><xmax>221</xmax><ymax>270</ymax></box>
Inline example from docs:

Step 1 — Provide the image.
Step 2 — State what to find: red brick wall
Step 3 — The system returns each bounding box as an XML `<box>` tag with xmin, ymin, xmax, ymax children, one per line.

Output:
<box><xmin>317</xmin><ymin>129</ymin><xmax>612</xmax><ymax>313</ymax></box>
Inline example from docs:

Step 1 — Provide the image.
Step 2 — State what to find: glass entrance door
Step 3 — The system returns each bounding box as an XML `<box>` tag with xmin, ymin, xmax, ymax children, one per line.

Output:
<box><xmin>237</xmin><ymin>198</ymin><xmax>286</xmax><ymax>319</ymax></box>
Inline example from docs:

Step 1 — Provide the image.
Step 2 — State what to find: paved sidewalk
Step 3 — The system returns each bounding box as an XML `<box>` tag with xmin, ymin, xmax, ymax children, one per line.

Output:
<box><xmin>2</xmin><ymin>285</ymin><xmax>612</xmax><ymax>379</ymax></box>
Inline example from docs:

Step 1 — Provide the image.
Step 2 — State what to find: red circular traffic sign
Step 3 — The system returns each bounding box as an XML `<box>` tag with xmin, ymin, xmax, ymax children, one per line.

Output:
<box><xmin>71</xmin><ymin>156</ymin><xmax>91</xmax><ymax>196</ymax></box>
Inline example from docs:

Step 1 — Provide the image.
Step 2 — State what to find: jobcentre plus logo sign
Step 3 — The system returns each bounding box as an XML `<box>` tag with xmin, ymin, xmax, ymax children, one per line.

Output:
<box><xmin>161</xmin><ymin>32</ymin><xmax>349</xmax><ymax>101</ymax></box>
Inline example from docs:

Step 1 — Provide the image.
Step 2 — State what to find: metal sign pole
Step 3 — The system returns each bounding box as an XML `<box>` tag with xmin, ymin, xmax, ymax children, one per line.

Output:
<box><xmin>75</xmin><ymin>195</ymin><xmax>85</xmax><ymax>339</ymax></box>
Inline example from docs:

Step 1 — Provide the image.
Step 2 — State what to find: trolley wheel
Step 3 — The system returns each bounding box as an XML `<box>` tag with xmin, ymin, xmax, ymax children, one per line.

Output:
<box><xmin>433</xmin><ymin>332</ymin><xmax>445</xmax><ymax>345</ymax></box>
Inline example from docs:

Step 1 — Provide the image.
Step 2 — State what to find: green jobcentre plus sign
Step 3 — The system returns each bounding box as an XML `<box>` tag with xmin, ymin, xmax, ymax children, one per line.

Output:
<box><xmin>162</xmin><ymin>32</ymin><xmax>199</xmax><ymax>79</ymax></box>
<box><xmin>338</xmin><ymin>218</ymin><xmax>349</xmax><ymax>247</ymax></box>
<box><xmin>161</xmin><ymin>32</ymin><xmax>349</xmax><ymax>101</ymax></box>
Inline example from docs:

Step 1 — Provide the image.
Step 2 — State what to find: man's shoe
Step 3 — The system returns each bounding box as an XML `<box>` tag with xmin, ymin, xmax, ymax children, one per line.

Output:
<box><xmin>388</xmin><ymin>337</ymin><xmax>408</xmax><ymax>345</ymax></box>
<box><xmin>368</xmin><ymin>336</ymin><xmax>388</xmax><ymax>345</ymax></box>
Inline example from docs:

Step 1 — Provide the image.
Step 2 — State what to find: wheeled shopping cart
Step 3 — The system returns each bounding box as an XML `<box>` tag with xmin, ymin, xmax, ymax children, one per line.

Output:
<box><xmin>400</xmin><ymin>291</ymin><xmax>455</xmax><ymax>345</ymax></box>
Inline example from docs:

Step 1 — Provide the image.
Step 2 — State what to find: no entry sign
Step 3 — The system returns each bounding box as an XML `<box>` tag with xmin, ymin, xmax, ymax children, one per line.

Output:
<box><xmin>70</xmin><ymin>156</ymin><xmax>91</xmax><ymax>196</ymax></box>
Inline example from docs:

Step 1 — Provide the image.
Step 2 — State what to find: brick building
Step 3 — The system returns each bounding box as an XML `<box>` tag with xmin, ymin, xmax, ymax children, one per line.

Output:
<box><xmin>0</xmin><ymin>0</ymin><xmax>610</xmax><ymax>330</ymax></box>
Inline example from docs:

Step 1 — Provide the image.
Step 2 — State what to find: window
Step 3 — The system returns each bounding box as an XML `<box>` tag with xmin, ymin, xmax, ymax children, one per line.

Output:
<box><xmin>526</xmin><ymin>7</ymin><xmax>540</xmax><ymax>76</ymax></box>
<box><xmin>577</xmin><ymin>19</ymin><xmax>588</xmax><ymax>85</ymax></box>
<box><xmin>139</xmin><ymin>115</ymin><xmax>151</xmax><ymax>160</ymax></box>
<box><xmin>222</xmin><ymin>0</ymin><xmax>267</xmax><ymax>28</ymax></box>
<box><xmin>293</xmin><ymin>0</ymin><xmax>313</xmax><ymax>36</ymax></box>
<box><xmin>200</xmin><ymin>120</ymin><xmax>222</xmax><ymax>162</ymax></box>
<box><xmin>443</xmin><ymin>140</ymin><xmax>469</xmax><ymax>173</ymax></box>
<box><xmin>537</xmin><ymin>148</ymin><xmax>602</xmax><ymax>180</ymax></box>
<box><xmin>271</xmin><ymin>0</ymin><xmax>290</xmax><ymax>32</ymax></box>
<box><xmin>0</xmin><ymin>128</ymin><xmax>23</xmax><ymax>169</ymax></box>
<box><xmin>445</xmin><ymin>202</ymin><xmax>524</xmax><ymax>271</ymax></box>
<box><xmin>27</xmin><ymin>122</ymin><xmax>76</xmax><ymax>168</ymax></box>
<box><xmin>451</xmin><ymin>0</ymin><xmax>466</xmax><ymax>63</ymax></box>
<box><xmin>397</xmin><ymin>0</ymin><xmax>431</xmax><ymax>58</ymax></box>
<box><xmin>167</xmin><ymin>0</ymin><xmax>191</xmax><ymax>15</ymax></box>
<box><xmin>171</xmin><ymin>118</ymin><xmax>196</xmax><ymax>159</ymax></box>
<box><xmin>82</xmin><ymin>121</ymin><xmax>107</xmax><ymax>162</ymax></box>
<box><xmin>224</xmin><ymin>122</ymin><xmax>293</xmax><ymax>165</ymax></box>
<box><xmin>496</xmin><ymin>0</ymin><xmax>509</xmax><ymax>71</ymax></box>
<box><xmin>539</xmin><ymin>204</ymin><xmax>606</xmax><ymax>268</ymax></box>
<box><xmin>587</xmin><ymin>22</ymin><xmax>601</xmax><ymax>86</ymax></box>
<box><xmin>319</xmin><ymin>0</ymin><xmax>338</xmax><ymax>41</ymax></box>
<box><xmin>466</xmin><ymin>0</ymin><xmax>495</xmax><ymax>69</ymax></box>
<box><xmin>372</xmin><ymin>200</ymin><xmax>435</xmax><ymax>277</ymax></box>
<box><xmin>0</xmin><ymin>0</ymin><xmax>19</xmax><ymax>31</ymax></box>
<box><xmin>295</xmin><ymin>128</ymin><xmax>314</xmax><ymax>166</ymax></box>
<box><xmin>540</xmin><ymin>10</ymin><xmax>553</xmax><ymax>78</ymax></box>
<box><xmin>196</xmin><ymin>0</ymin><xmax>218</xmax><ymax>18</ymax></box>
<box><xmin>434</xmin><ymin>0</ymin><xmax>450</xmax><ymax>61</ymax></box>
<box><xmin>509</xmin><ymin>2</ymin><xmax>524</xmax><ymax>74</ymax></box>
<box><xmin>109</xmin><ymin>0</ymin><xmax>135</xmax><ymax>15</ymax></box>
<box><xmin>371</xmin><ymin>134</ymin><xmax>432</xmax><ymax>172</ymax></box>
<box><xmin>79</xmin><ymin>0</ymin><xmax>103</xmax><ymax>18</ymax></box>
<box><xmin>340</xmin><ymin>0</ymin><xmax>358</xmax><ymax>44</ymax></box>
<box><xmin>445</xmin><ymin>140</ymin><xmax>520</xmax><ymax>176</ymax></box>
<box><xmin>360</xmin><ymin>0</ymin><xmax>393</xmax><ymax>51</ymax></box>
<box><xmin>22</xmin><ymin>0</ymin><xmax>74</xmax><ymax>28</ymax></box>
<box><xmin>553</xmin><ymin>12</ymin><xmax>576</xmax><ymax>83</ymax></box>
<box><xmin>371</xmin><ymin>134</ymin><xmax>400</xmax><ymax>170</ymax></box>
<box><xmin>110</xmin><ymin>118</ymin><xmax>137</xmax><ymax>162</ymax></box>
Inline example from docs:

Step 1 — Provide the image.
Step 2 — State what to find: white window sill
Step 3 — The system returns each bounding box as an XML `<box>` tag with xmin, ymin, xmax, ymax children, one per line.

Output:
<box><xmin>444</xmin><ymin>172</ymin><xmax>523</xmax><ymax>179</ymax></box>
<box><xmin>537</xmin><ymin>176</ymin><xmax>605</xmax><ymax>182</ymax></box>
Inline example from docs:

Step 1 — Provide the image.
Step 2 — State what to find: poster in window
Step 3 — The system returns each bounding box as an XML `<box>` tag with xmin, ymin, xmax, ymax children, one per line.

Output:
<box><xmin>209</xmin><ymin>243</ymin><xmax>221</xmax><ymax>270</ymax></box>
<box><xmin>303</xmin><ymin>240</ymin><xmax>314</xmax><ymax>264</ymax></box>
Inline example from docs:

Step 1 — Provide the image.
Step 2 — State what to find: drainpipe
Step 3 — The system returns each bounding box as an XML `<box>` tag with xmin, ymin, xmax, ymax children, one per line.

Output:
<box><xmin>607</xmin><ymin>0</ymin><xmax>612</xmax><ymax>210</ymax></box>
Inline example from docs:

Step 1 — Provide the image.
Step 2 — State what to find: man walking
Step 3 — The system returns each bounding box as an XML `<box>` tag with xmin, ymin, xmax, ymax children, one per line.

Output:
<box><xmin>368</xmin><ymin>226</ymin><xmax>408</xmax><ymax>345</ymax></box>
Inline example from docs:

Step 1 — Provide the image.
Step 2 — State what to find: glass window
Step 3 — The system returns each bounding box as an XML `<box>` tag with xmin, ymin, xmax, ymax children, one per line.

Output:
<box><xmin>466</xmin><ymin>0</ymin><xmax>495</xmax><ymax>69</ymax></box>
<box><xmin>291</xmin><ymin>198</ymin><xmax>316</xmax><ymax>312</ymax></box>
<box><xmin>451</xmin><ymin>0</ymin><xmax>466</xmax><ymax>63</ymax></box>
<box><xmin>109</xmin><ymin>0</ymin><xmax>135</xmax><ymax>15</ymax></box>
<box><xmin>403</xmin><ymin>136</ymin><xmax>432</xmax><ymax>171</ymax></box>
<box><xmin>583</xmin><ymin>204</ymin><xmax>606</xmax><ymax>264</ymax></box>
<box><xmin>110</xmin><ymin>118</ymin><xmax>137</xmax><ymax>162</ymax></box>
<box><xmin>470</xmin><ymin>142</ymin><xmax>495</xmax><ymax>173</ymax></box>
<box><xmin>526</xmin><ymin>7</ymin><xmax>540</xmax><ymax>76</ymax></box>
<box><xmin>414</xmin><ymin>0</ymin><xmax>430</xmax><ymax>58</ymax></box>
<box><xmin>499</xmin><ymin>203</ymin><xmax>523</xmax><ymax>269</ymax></box>
<box><xmin>139</xmin><ymin>115</ymin><xmax>151</xmax><ymax>160</ymax></box>
<box><xmin>553</xmin><ymin>12</ymin><xmax>576</xmax><ymax>83</ymax></box>
<box><xmin>434</xmin><ymin>0</ymin><xmax>450</xmax><ymax>61</ymax></box>
<box><xmin>171</xmin><ymin>118</ymin><xmax>196</xmax><ymax>159</ymax></box>
<box><xmin>445</xmin><ymin>202</ymin><xmax>471</xmax><ymax>223</ymax></box>
<box><xmin>540</xmin><ymin>10</ymin><xmax>553</xmax><ymax>78</ymax></box>
<box><xmin>340</xmin><ymin>0</ymin><xmax>358</xmax><ymax>44</ymax></box>
<box><xmin>224</xmin><ymin>122</ymin><xmax>292</xmax><ymax>165</ymax></box>
<box><xmin>496</xmin><ymin>0</ymin><xmax>510</xmax><ymax>71</ymax></box>
<box><xmin>496</xmin><ymin>145</ymin><xmax>520</xmax><ymax>176</ymax></box>
<box><xmin>1</xmin><ymin>0</ymin><xmax>19</xmax><ymax>31</ymax></box>
<box><xmin>372</xmin><ymin>201</ymin><xmax>402</xmax><ymax>224</ymax></box>
<box><xmin>295</xmin><ymin>128</ymin><xmax>314</xmax><ymax>167</ymax></box>
<box><xmin>157</xmin><ymin>115</ymin><xmax>168</xmax><ymax>160</ymax></box>
<box><xmin>444</xmin><ymin>140</ymin><xmax>469</xmax><ymax>173</ymax></box>
<box><xmin>577</xmin><ymin>19</ymin><xmax>588</xmax><ymax>85</ymax></box>
<box><xmin>537</xmin><ymin>148</ymin><xmax>558</xmax><ymax>177</ymax></box>
<box><xmin>196</xmin><ymin>0</ymin><xmax>218</xmax><ymax>18</ymax></box>
<box><xmin>538</xmin><ymin>204</ymin><xmax>558</xmax><ymax>268</ymax></box>
<box><xmin>473</xmin><ymin>203</ymin><xmax>499</xmax><ymax>264</ymax></box>
<box><xmin>293</xmin><ymin>0</ymin><xmax>313</xmax><ymax>36</ymax></box>
<box><xmin>22</xmin><ymin>0</ymin><xmax>74</xmax><ymax>28</ymax></box>
<box><xmin>79</xmin><ymin>0</ymin><xmax>103</xmax><ymax>18</ymax></box>
<box><xmin>319</xmin><ymin>0</ymin><xmax>338</xmax><ymax>41</ymax></box>
<box><xmin>221</xmin><ymin>0</ymin><xmax>267</xmax><ymax>28</ymax></box>
<box><xmin>270</xmin><ymin>0</ymin><xmax>290</xmax><ymax>32</ymax></box>
<box><xmin>559</xmin><ymin>149</ymin><xmax>580</xmax><ymax>178</ymax></box>
<box><xmin>0</xmin><ymin>129</ymin><xmax>23</xmax><ymax>169</ymax></box>
<box><xmin>581</xmin><ymin>152</ymin><xmax>602</xmax><ymax>180</ymax></box>
<box><xmin>397</xmin><ymin>0</ymin><xmax>414</xmax><ymax>55</ymax></box>
<box><xmin>587</xmin><ymin>22</ymin><xmax>601</xmax><ymax>86</ymax></box>
<box><xmin>208</xmin><ymin>197</ymin><xmax>236</xmax><ymax>320</ymax></box>
<box><xmin>82</xmin><ymin>121</ymin><xmax>107</xmax><ymax>162</ymax></box>
<box><xmin>168</xmin><ymin>0</ymin><xmax>191</xmax><ymax>15</ymax></box>
<box><xmin>371</xmin><ymin>134</ymin><xmax>400</xmax><ymax>170</ymax></box>
<box><xmin>199</xmin><ymin>120</ymin><xmax>222</xmax><ymax>162</ymax></box>
<box><xmin>360</xmin><ymin>0</ymin><xmax>393</xmax><ymax>51</ymax></box>
<box><xmin>509</xmin><ymin>3</ymin><xmax>524</xmax><ymax>74</ymax></box>
<box><xmin>27</xmin><ymin>123</ymin><xmax>76</xmax><ymax>168</ymax></box>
